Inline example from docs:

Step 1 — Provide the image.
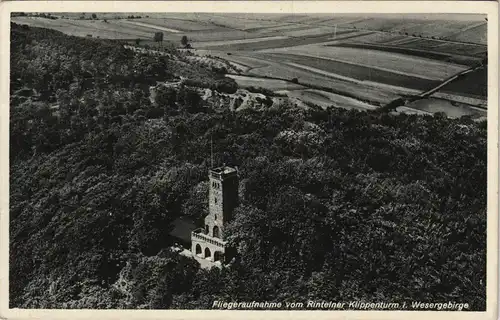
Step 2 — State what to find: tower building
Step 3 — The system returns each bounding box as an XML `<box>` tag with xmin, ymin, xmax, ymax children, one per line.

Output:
<box><xmin>191</xmin><ymin>166</ymin><xmax>239</xmax><ymax>263</ymax></box>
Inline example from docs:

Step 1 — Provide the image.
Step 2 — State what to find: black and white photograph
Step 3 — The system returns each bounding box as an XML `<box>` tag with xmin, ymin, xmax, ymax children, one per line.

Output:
<box><xmin>2</xmin><ymin>1</ymin><xmax>498</xmax><ymax>318</ymax></box>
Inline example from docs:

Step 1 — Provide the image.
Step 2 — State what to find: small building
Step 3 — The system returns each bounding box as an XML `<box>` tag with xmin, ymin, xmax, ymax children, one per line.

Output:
<box><xmin>190</xmin><ymin>166</ymin><xmax>239</xmax><ymax>263</ymax></box>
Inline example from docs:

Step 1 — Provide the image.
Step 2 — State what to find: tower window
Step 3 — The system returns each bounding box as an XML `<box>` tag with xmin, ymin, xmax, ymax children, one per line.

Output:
<box><xmin>214</xmin><ymin>214</ymin><xmax>217</xmax><ymax>220</ymax></box>
<box><xmin>213</xmin><ymin>226</ymin><xmax>220</xmax><ymax>238</ymax></box>
<box><xmin>214</xmin><ymin>197</ymin><xmax>218</xmax><ymax>204</ymax></box>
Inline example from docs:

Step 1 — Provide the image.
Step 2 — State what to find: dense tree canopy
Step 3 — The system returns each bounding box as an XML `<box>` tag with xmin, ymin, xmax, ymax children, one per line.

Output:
<box><xmin>10</xmin><ymin>23</ymin><xmax>487</xmax><ymax>310</ymax></box>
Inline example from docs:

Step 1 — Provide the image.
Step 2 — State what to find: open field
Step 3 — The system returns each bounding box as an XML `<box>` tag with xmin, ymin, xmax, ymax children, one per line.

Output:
<box><xmin>259</xmin><ymin>52</ymin><xmax>441</xmax><ymax>90</ymax></box>
<box><xmin>328</xmin><ymin>43</ymin><xmax>481</xmax><ymax>66</ymax></box>
<box><xmin>130</xmin><ymin>18</ymin><xmax>219</xmax><ymax>32</ymax></box>
<box><xmin>393</xmin><ymin>106</ymin><xmax>433</xmax><ymax>116</ymax></box>
<box><xmin>396</xmin><ymin>39</ymin><xmax>486</xmax><ymax>57</ymax></box>
<box><xmin>120</xmin><ymin>20</ymin><xmax>183</xmax><ymax>33</ymax></box>
<box><xmin>194</xmin><ymin>50</ymin><xmax>270</xmax><ymax>71</ymax></box>
<box><xmin>12</xmin><ymin>17</ymin><xmax>158</xmax><ymax>39</ymax></box>
<box><xmin>436</xmin><ymin>66</ymin><xmax>487</xmax><ymax>99</ymax></box>
<box><xmin>226</xmin><ymin>74</ymin><xmax>305</xmax><ymax>91</ymax></box>
<box><xmin>222</xmin><ymin>13</ymin><xmax>486</xmax><ymax>44</ymax></box>
<box><xmin>281</xmin><ymin>26</ymin><xmax>346</xmax><ymax>37</ymax></box>
<box><xmin>193</xmin><ymin>35</ymin><xmax>290</xmax><ymax>49</ymax></box>
<box><xmin>199</xmin><ymin>31</ymin><xmax>357</xmax><ymax>51</ymax></box>
<box><xmin>227</xmin><ymin>74</ymin><xmax>380</xmax><ymax>110</ymax></box>
<box><xmin>202</xmin><ymin>49</ymin><xmax>422</xmax><ymax>97</ymax></box>
<box><xmin>431</xmin><ymin>92</ymin><xmax>487</xmax><ymax>108</ymax></box>
<box><xmin>346</xmin><ymin>35</ymin><xmax>486</xmax><ymax>59</ymax></box>
<box><xmin>261</xmin><ymin>45</ymin><xmax>469</xmax><ymax>80</ymax></box>
<box><xmin>12</xmin><ymin>13</ymin><xmax>488</xmax><ymax>116</ymax></box>
<box><xmin>246</xmin><ymin>62</ymin><xmax>402</xmax><ymax>105</ymax></box>
<box><xmin>446</xmin><ymin>23</ymin><xmax>487</xmax><ymax>44</ymax></box>
<box><xmin>286</xmin><ymin>89</ymin><xmax>378</xmax><ymax>111</ymax></box>
<box><xmin>406</xmin><ymin>98</ymin><xmax>487</xmax><ymax>118</ymax></box>
<box><xmin>331</xmin><ymin>15</ymin><xmax>487</xmax><ymax>45</ymax></box>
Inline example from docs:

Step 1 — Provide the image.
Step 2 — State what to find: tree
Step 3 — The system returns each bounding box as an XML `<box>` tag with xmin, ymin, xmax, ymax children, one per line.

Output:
<box><xmin>181</xmin><ymin>36</ymin><xmax>189</xmax><ymax>48</ymax></box>
<box><xmin>91</xmin><ymin>13</ymin><xmax>97</xmax><ymax>19</ymax></box>
<box><xmin>154</xmin><ymin>32</ymin><xmax>164</xmax><ymax>48</ymax></box>
<box><xmin>135</xmin><ymin>38</ymin><xmax>141</xmax><ymax>45</ymax></box>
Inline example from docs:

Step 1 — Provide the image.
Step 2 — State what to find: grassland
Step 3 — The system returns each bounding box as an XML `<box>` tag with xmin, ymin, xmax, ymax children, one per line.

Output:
<box><xmin>199</xmin><ymin>31</ymin><xmax>357</xmax><ymax>51</ymax></box>
<box><xmin>406</xmin><ymin>98</ymin><xmax>486</xmax><ymax>118</ymax></box>
<box><xmin>437</xmin><ymin>66</ymin><xmax>487</xmax><ymax>99</ymax></box>
<box><xmin>12</xmin><ymin>13</ymin><xmax>488</xmax><ymax>115</ymax></box>
<box><xmin>246</xmin><ymin>62</ymin><xmax>404</xmax><ymax>105</ymax></box>
<box><xmin>258</xmin><ymin>53</ymin><xmax>440</xmax><ymax>90</ymax></box>
<box><xmin>12</xmin><ymin>17</ymin><xmax>156</xmax><ymax>39</ymax></box>
<box><xmin>328</xmin><ymin>43</ymin><xmax>481</xmax><ymax>66</ymax></box>
<box><xmin>261</xmin><ymin>45</ymin><xmax>469</xmax><ymax>80</ymax></box>
<box><xmin>226</xmin><ymin>74</ymin><xmax>305</xmax><ymax>91</ymax></box>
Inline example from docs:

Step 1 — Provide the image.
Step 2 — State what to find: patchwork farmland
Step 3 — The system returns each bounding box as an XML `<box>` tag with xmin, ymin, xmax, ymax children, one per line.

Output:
<box><xmin>12</xmin><ymin>13</ymin><xmax>488</xmax><ymax>117</ymax></box>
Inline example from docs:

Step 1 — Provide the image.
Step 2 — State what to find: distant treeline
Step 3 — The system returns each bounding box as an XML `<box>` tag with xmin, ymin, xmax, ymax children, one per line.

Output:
<box><xmin>12</xmin><ymin>12</ymin><xmax>59</xmax><ymax>19</ymax></box>
<box><xmin>11</xmin><ymin>12</ymin><xmax>149</xmax><ymax>20</ymax></box>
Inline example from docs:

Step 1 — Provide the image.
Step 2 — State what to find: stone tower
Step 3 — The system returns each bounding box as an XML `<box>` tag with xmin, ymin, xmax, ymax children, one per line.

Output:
<box><xmin>191</xmin><ymin>166</ymin><xmax>238</xmax><ymax>263</ymax></box>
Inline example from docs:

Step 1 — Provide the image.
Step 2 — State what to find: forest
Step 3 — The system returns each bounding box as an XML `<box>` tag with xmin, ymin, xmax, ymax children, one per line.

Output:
<box><xmin>10</xmin><ymin>23</ymin><xmax>487</xmax><ymax>310</ymax></box>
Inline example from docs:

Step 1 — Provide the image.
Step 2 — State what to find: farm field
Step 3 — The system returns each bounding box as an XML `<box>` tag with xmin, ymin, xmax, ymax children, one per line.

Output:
<box><xmin>12</xmin><ymin>13</ymin><xmax>488</xmax><ymax>116</ymax></box>
<box><xmin>281</xmin><ymin>26</ymin><xmax>346</xmax><ymax>37</ymax></box>
<box><xmin>259</xmin><ymin>52</ymin><xmax>441</xmax><ymax>91</ymax></box>
<box><xmin>333</xmin><ymin>14</ymin><xmax>487</xmax><ymax>44</ymax></box>
<box><xmin>200</xmin><ymin>49</ymin><xmax>421</xmax><ymax>96</ymax></box>
<box><xmin>286</xmin><ymin>89</ymin><xmax>378</xmax><ymax>111</ymax></box>
<box><xmin>323</xmin><ymin>28</ymin><xmax>487</xmax><ymax>59</ymax></box>
<box><xmin>431</xmin><ymin>92</ymin><xmax>487</xmax><ymax>108</ymax></box>
<box><xmin>396</xmin><ymin>39</ymin><xmax>487</xmax><ymax>57</ymax></box>
<box><xmin>246</xmin><ymin>62</ymin><xmax>403</xmax><ymax>105</ymax></box>
<box><xmin>119</xmin><ymin>20</ymin><xmax>183</xmax><ymax>33</ymax></box>
<box><xmin>194</xmin><ymin>50</ymin><xmax>269</xmax><ymax>71</ymax></box>
<box><xmin>393</xmin><ymin>106</ymin><xmax>432</xmax><ymax>116</ymax></box>
<box><xmin>192</xmin><ymin>35</ymin><xmax>291</xmax><ymax>49</ymax></box>
<box><xmin>435</xmin><ymin>67</ymin><xmax>488</xmax><ymax>99</ymax></box>
<box><xmin>130</xmin><ymin>18</ymin><xmax>219</xmax><ymax>32</ymax></box>
<box><xmin>446</xmin><ymin>23</ymin><xmax>487</xmax><ymax>44</ymax></box>
<box><xmin>261</xmin><ymin>45</ymin><xmax>469</xmax><ymax>80</ymax></box>
<box><xmin>12</xmin><ymin>16</ymin><xmax>158</xmax><ymax>39</ymax></box>
<box><xmin>227</xmin><ymin>74</ymin><xmax>379</xmax><ymax>111</ymax></box>
<box><xmin>405</xmin><ymin>98</ymin><xmax>487</xmax><ymax>119</ymax></box>
<box><xmin>198</xmin><ymin>31</ymin><xmax>358</xmax><ymax>51</ymax></box>
<box><xmin>226</xmin><ymin>74</ymin><xmax>305</xmax><ymax>91</ymax></box>
<box><xmin>328</xmin><ymin>43</ymin><xmax>481</xmax><ymax>66</ymax></box>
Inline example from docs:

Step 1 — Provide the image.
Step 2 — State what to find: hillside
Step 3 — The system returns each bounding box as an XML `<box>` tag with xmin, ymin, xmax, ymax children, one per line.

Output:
<box><xmin>10</xmin><ymin>23</ymin><xmax>487</xmax><ymax>310</ymax></box>
<box><xmin>12</xmin><ymin>13</ymin><xmax>488</xmax><ymax>116</ymax></box>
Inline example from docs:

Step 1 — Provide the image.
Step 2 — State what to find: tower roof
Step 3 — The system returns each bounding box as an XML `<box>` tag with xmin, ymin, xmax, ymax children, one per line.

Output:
<box><xmin>210</xmin><ymin>166</ymin><xmax>238</xmax><ymax>179</ymax></box>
